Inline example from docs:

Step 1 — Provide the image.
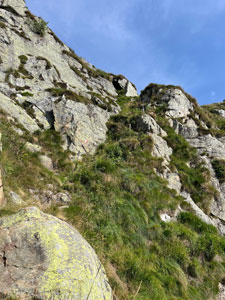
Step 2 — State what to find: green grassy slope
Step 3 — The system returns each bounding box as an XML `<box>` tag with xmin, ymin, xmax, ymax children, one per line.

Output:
<box><xmin>1</xmin><ymin>94</ymin><xmax>225</xmax><ymax>300</ymax></box>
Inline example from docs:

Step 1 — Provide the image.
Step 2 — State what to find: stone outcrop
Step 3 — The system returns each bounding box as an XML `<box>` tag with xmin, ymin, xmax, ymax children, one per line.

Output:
<box><xmin>0</xmin><ymin>207</ymin><xmax>113</xmax><ymax>300</ymax></box>
<box><xmin>53</xmin><ymin>100</ymin><xmax>111</xmax><ymax>156</ymax></box>
<box><xmin>0</xmin><ymin>0</ymin><xmax>137</xmax><ymax>155</ymax></box>
<box><xmin>187</xmin><ymin>134</ymin><xmax>225</xmax><ymax>159</ymax></box>
<box><xmin>140</xmin><ymin>84</ymin><xmax>225</xmax><ymax>233</ymax></box>
<box><xmin>133</xmin><ymin>114</ymin><xmax>167</xmax><ymax>136</ymax></box>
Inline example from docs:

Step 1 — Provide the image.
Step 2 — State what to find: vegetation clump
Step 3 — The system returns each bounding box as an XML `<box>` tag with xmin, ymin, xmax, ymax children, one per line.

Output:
<box><xmin>62</xmin><ymin>49</ymin><xmax>112</xmax><ymax>80</ymax></box>
<box><xmin>212</xmin><ymin>159</ymin><xmax>225</xmax><ymax>183</ymax></box>
<box><xmin>28</xmin><ymin>18</ymin><xmax>48</xmax><ymax>37</ymax></box>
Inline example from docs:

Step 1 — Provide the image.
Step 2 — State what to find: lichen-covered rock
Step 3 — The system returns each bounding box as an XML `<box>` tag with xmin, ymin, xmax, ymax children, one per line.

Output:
<box><xmin>0</xmin><ymin>207</ymin><xmax>113</xmax><ymax>300</ymax></box>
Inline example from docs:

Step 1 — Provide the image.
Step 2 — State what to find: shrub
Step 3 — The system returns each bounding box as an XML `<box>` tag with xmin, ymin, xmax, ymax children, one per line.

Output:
<box><xmin>212</xmin><ymin>159</ymin><xmax>225</xmax><ymax>183</ymax></box>
<box><xmin>29</xmin><ymin>18</ymin><xmax>48</xmax><ymax>37</ymax></box>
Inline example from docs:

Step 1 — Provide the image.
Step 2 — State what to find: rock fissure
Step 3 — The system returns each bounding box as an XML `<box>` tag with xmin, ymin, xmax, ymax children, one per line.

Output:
<box><xmin>2</xmin><ymin>250</ymin><xmax>6</xmax><ymax>267</ymax></box>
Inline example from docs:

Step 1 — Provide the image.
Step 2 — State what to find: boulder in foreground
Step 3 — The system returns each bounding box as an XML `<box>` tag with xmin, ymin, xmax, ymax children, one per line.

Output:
<box><xmin>0</xmin><ymin>207</ymin><xmax>113</xmax><ymax>300</ymax></box>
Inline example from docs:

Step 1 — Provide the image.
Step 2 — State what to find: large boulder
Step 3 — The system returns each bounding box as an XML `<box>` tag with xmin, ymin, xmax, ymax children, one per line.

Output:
<box><xmin>0</xmin><ymin>207</ymin><xmax>113</xmax><ymax>300</ymax></box>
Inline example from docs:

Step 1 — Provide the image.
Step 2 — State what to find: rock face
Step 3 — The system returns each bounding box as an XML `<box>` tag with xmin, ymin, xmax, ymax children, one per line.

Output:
<box><xmin>53</xmin><ymin>100</ymin><xmax>111</xmax><ymax>156</ymax></box>
<box><xmin>0</xmin><ymin>0</ymin><xmax>137</xmax><ymax>154</ymax></box>
<box><xmin>0</xmin><ymin>207</ymin><xmax>113</xmax><ymax>300</ymax></box>
<box><xmin>139</xmin><ymin>84</ymin><xmax>225</xmax><ymax>234</ymax></box>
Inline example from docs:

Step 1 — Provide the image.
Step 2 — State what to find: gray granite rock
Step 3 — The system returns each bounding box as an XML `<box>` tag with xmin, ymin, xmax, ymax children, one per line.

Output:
<box><xmin>53</xmin><ymin>99</ymin><xmax>111</xmax><ymax>156</ymax></box>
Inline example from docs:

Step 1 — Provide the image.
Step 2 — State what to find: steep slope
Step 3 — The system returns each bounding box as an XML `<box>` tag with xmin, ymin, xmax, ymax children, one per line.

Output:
<box><xmin>0</xmin><ymin>1</ymin><xmax>225</xmax><ymax>300</ymax></box>
<box><xmin>0</xmin><ymin>0</ymin><xmax>138</xmax><ymax>156</ymax></box>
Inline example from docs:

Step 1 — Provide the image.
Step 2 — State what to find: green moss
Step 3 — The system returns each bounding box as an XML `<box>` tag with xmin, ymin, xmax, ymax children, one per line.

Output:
<box><xmin>17</xmin><ymin>55</ymin><xmax>33</xmax><ymax>79</ymax></box>
<box><xmin>21</xmin><ymin>92</ymin><xmax>34</xmax><ymax>97</ymax></box>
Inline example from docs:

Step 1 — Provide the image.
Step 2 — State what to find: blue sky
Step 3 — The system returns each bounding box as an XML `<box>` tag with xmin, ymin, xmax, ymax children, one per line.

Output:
<box><xmin>26</xmin><ymin>0</ymin><xmax>225</xmax><ymax>105</ymax></box>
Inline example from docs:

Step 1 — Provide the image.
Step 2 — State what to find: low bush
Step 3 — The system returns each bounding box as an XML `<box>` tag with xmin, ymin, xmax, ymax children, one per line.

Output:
<box><xmin>212</xmin><ymin>159</ymin><xmax>225</xmax><ymax>183</ymax></box>
<box><xmin>29</xmin><ymin>18</ymin><xmax>48</xmax><ymax>37</ymax></box>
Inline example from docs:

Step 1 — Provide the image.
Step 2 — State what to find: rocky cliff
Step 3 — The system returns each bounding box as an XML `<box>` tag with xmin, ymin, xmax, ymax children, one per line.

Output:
<box><xmin>0</xmin><ymin>0</ymin><xmax>137</xmax><ymax>156</ymax></box>
<box><xmin>0</xmin><ymin>0</ymin><xmax>225</xmax><ymax>300</ymax></box>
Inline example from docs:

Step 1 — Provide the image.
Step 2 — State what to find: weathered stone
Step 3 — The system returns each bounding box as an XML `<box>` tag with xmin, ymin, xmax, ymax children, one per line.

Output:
<box><xmin>173</xmin><ymin>119</ymin><xmax>199</xmax><ymax>139</ymax></box>
<box><xmin>217</xmin><ymin>283</ymin><xmax>225</xmax><ymax>300</ymax></box>
<box><xmin>141</xmin><ymin>86</ymin><xmax>194</xmax><ymax>118</ymax></box>
<box><xmin>187</xmin><ymin>134</ymin><xmax>225</xmax><ymax>159</ymax></box>
<box><xmin>164</xmin><ymin>172</ymin><xmax>182</xmax><ymax>194</ymax></box>
<box><xmin>160</xmin><ymin>88</ymin><xmax>194</xmax><ymax>118</ymax></box>
<box><xmin>52</xmin><ymin>192</ymin><xmax>71</xmax><ymax>205</ymax></box>
<box><xmin>12</xmin><ymin>126</ymin><xmax>24</xmax><ymax>136</ymax></box>
<box><xmin>151</xmin><ymin>134</ymin><xmax>172</xmax><ymax>161</ymax></box>
<box><xmin>116</xmin><ymin>78</ymin><xmax>127</xmax><ymax>89</ymax></box>
<box><xmin>200</xmin><ymin>156</ymin><xmax>225</xmax><ymax>221</ymax></box>
<box><xmin>0</xmin><ymin>0</ymin><xmax>27</xmax><ymax>16</ymax></box>
<box><xmin>39</xmin><ymin>155</ymin><xmax>53</xmax><ymax>170</ymax></box>
<box><xmin>134</xmin><ymin>114</ymin><xmax>167</xmax><ymax>136</ymax></box>
<box><xmin>125</xmin><ymin>82</ymin><xmax>138</xmax><ymax>97</ymax></box>
<box><xmin>25</xmin><ymin>142</ymin><xmax>42</xmax><ymax>153</ymax></box>
<box><xmin>53</xmin><ymin>99</ymin><xmax>111</xmax><ymax>156</ymax></box>
<box><xmin>32</xmin><ymin>106</ymin><xmax>51</xmax><ymax>130</ymax></box>
<box><xmin>0</xmin><ymin>92</ymin><xmax>40</xmax><ymax>133</ymax></box>
<box><xmin>0</xmin><ymin>207</ymin><xmax>113</xmax><ymax>300</ymax></box>
<box><xmin>113</xmin><ymin>77</ymin><xmax>138</xmax><ymax>97</ymax></box>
